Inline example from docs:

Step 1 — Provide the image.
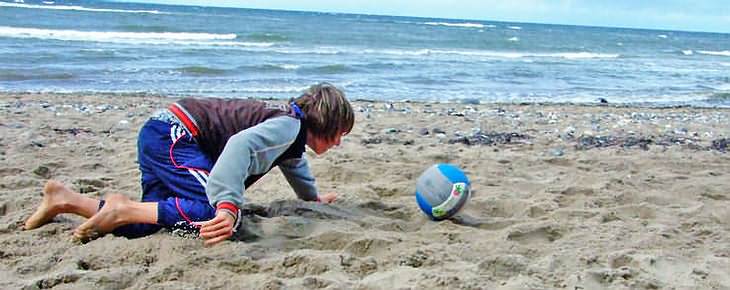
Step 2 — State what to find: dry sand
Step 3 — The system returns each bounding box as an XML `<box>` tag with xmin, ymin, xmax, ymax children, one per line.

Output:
<box><xmin>1</xmin><ymin>93</ymin><xmax>729</xmax><ymax>289</ymax></box>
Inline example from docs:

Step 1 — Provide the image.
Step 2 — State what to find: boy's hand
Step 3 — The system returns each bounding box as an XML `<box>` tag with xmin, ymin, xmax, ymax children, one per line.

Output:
<box><xmin>318</xmin><ymin>192</ymin><xmax>337</xmax><ymax>203</ymax></box>
<box><xmin>197</xmin><ymin>210</ymin><xmax>235</xmax><ymax>246</ymax></box>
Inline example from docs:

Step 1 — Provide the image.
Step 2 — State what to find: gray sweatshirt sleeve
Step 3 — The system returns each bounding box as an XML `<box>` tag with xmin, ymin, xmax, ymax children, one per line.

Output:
<box><xmin>279</xmin><ymin>157</ymin><xmax>318</xmax><ymax>201</ymax></box>
<box><xmin>205</xmin><ymin>116</ymin><xmax>301</xmax><ymax>209</ymax></box>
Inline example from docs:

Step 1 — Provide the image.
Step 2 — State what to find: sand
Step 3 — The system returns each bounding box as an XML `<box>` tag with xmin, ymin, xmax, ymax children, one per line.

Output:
<box><xmin>1</xmin><ymin>92</ymin><xmax>729</xmax><ymax>289</ymax></box>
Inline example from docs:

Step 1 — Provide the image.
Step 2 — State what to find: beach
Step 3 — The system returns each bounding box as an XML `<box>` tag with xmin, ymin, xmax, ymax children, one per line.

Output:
<box><xmin>1</xmin><ymin>92</ymin><xmax>729</xmax><ymax>289</ymax></box>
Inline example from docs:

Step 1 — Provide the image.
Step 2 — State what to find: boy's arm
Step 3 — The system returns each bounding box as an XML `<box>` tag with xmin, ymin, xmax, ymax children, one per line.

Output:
<box><xmin>278</xmin><ymin>158</ymin><xmax>319</xmax><ymax>201</ymax></box>
<box><xmin>205</xmin><ymin>117</ymin><xmax>301</xmax><ymax>211</ymax></box>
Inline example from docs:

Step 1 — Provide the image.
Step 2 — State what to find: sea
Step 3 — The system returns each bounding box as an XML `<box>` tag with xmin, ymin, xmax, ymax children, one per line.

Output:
<box><xmin>1</xmin><ymin>0</ymin><xmax>729</xmax><ymax>107</ymax></box>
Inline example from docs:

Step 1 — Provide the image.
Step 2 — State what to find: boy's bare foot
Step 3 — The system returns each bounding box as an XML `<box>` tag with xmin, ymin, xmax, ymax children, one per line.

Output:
<box><xmin>73</xmin><ymin>193</ymin><xmax>130</xmax><ymax>240</ymax></box>
<box><xmin>24</xmin><ymin>180</ymin><xmax>77</xmax><ymax>230</ymax></box>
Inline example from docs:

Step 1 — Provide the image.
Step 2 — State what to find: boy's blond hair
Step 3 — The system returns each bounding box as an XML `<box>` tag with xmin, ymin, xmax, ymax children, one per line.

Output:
<box><xmin>292</xmin><ymin>83</ymin><xmax>354</xmax><ymax>141</ymax></box>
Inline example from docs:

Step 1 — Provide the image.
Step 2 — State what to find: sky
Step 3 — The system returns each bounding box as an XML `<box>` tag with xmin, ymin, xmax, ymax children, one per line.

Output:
<box><xmin>123</xmin><ymin>0</ymin><xmax>730</xmax><ymax>34</ymax></box>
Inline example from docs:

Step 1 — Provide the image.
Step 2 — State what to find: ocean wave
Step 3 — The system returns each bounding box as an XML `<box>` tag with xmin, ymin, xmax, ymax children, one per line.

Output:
<box><xmin>360</xmin><ymin>48</ymin><xmax>619</xmax><ymax>59</ymax></box>
<box><xmin>681</xmin><ymin>50</ymin><xmax>693</xmax><ymax>55</ymax></box>
<box><xmin>265</xmin><ymin>64</ymin><xmax>300</xmax><ymax>70</ymax></box>
<box><xmin>174</xmin><ymin>66</ymin><xmax>228</xmax><ymax>75</ymax></box>
<box><xmin>0</xmin><ymin>2</ymin><xmax>168</xmax><ymax>14</ymax></box>
<box><xmin>238</xmin><ymin>64</ymin><xmax>300</xmax><ymax>72</ymax></box>
<box><xmin>245</xmin><ymin>33</ymin><xmax>288</xmax><ymax>42</ymax></box>
<box><xmin>270</xmin><ymin>47</ymin><xmax>620</xmax><ymax>59</ymax></box>
<box><xmin>423</xmin><ymin>22</ymin><xmax>485</xmax><ymax>29</ymax></box>
<box><xmin>0</xmin><ymin>26</ymin><xmax>235</xmax><ymax>40</ymax></box>
<box><xmin>507</xmin><ymin>26</ymin><xmax>522</xmax><ymax>30</ymax></box>
<box><xmin>550</xmin><ymin>52</ymin><xmax>619</xmax><ymax>59</ymax></box>
<box><xmin>0</xmin><ymin>71</ymin><xmax>75</xmax><ymax>81</ymax></box>
<box><xmin>234</xmin><ymin>85</ymin><xmax>308</xmax><ymax>93</ymax></box>
<box><xmin>269</xmin><ymin>47</ymin><xmax>341</xmax><ymax>55</ymax></box>
<box><xmin>76</xmin><ymin>48</ymin><xmax>121</xmax><ymax>59</ymax></box>
<box><xmin>277</xmin><ymin>64</ymin><xmax>300</xmax><ymax>70</ymax></box>
<box><xmin>0</xmin><ymin>26</ymin><xmax>275</xmax><ymax>47</ymax></box>
<box><xmin>705</xmin><ymin>92</ymin><xmax>730</xmax><ymax>103</ymax></box>
<box><xmin>697</xmin><ymin>50</ymin><xmax>730</xmax><ymax>57</ymax></box>
<box><xmin>116</xmin><ymin>25</ymin><xmax>172</xmax><ymax>32</ymax></box>
<box><xmin>298</xmin><ymin>64</ymin><xmax>354</xmax><ymax>74</ymax></box>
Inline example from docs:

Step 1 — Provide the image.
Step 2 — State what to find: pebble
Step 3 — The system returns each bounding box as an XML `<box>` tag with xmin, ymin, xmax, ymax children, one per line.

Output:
<box><xmin>115</xmin><ymin>120</ymin><xmax>131</xmax><ymax>131</ymax></box>
<box><xmin>550</xmin><ymin>148</ymin><xmax>565</xmax><ymax>157</ymax></box>
<box><xmin>432</xmin><ymin>128</ymin><xmax>446</xmax><ymax>134</ymax></box>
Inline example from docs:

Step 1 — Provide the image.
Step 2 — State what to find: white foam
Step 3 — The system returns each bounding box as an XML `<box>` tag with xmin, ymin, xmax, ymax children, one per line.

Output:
<box><xmin>238</xmin><ymin>85</ymin><xmax>307</xmax><ymax>93</ymax></box>
<box><xmin>423</xmin><ymin>22</ymin><xmax>485</xmax><ymax>28</ymax></box>
<box><xmin>507</xmin><ymin>26</ymin><xmax>522</xmax><ymax>30</ymax></box>
<box><xmin>200</xmin><ymin>41</ymin><xmax>273</xmax><ymax>47</ymax></box>
<box><xmin>553</xmin><ymin>52</ymin><xmax>618</xmax><ymax>59</ymax></box>
<box><xmin>0</xmin><ymin>26</ymin><xmax>268</xmax><ymax>47</ymax></box>
<box><xmin>658</xmin><ymin>34</ymin><xmax>668</xmax><ymax>38</ymax></box>
<box><xmin>359</xmin><ymin>48</ymin><xmax>619</xmax><ymax>59</ymax></box>
<box><xmin>697</xmin><ymin>50</ymin><xmax>730</xmax><ymax>57</ymax></box>
<box><xmin>508</xmin><ymin>37</ymin><xmax>519</xmax><ymax>42</ymax></box>
<box><xmin>273</xmin><ymin>47</ymin><xmax>340</xmax><ymax>55</ymax></box>
<box><xmin>278</xmin><ymin>64</ymin><xmax>300</xmax><ymax>70</ymax></box>
<box><xmin>681</xmin><ymin>50</ymin><xmax>693</xmax><ymax>55</ymax></box>
<box><xmin>443</xmin><ymin>50</ymin><xmax>617</xmax><ymax>59</ymax></box>
<box><xmin>363</xmin><ymin>48</ymin><xmax>432</xmax><ymax>56</ymax></box>
<box><xmin>0</xmin><ymin>2</ymin><xmax>167</xmax><ymax>14</ymax></box>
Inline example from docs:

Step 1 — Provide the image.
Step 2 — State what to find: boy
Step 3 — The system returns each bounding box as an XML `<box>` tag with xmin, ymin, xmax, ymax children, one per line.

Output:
<box><xmin>24</xmin><ymin>83</ymin><xmax>355</xmax><ymax>246</ymax></box>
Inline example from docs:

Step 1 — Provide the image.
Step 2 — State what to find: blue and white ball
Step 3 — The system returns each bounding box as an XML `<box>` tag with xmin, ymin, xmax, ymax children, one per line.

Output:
<box><xmin>415</xmin><ymin>164</ymin><xmax>471</xmax><ymax>220</ymax></box>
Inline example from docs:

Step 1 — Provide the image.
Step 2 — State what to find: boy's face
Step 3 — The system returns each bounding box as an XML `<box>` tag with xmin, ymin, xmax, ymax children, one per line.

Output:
<box><xmin>307</xmin><ymin>131</ymin><xmax>345</xmax><ymax>155</ymax></box>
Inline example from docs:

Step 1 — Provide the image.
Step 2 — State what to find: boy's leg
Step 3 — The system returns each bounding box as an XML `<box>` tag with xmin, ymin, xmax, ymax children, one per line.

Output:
<box><xmin>73</xmin><ymin>181</ymin><xmax>215</xmax><ymax>239</ymax></box>
<box><xmin>73</xmin><ymin>193</ymin><xmax>157</xmax><ymax>239</ymax></box>
<box><xmin>24</xmin><ymin>180</ymin><xmax>101</xmax><ymax>230</ymax></box>
<box><xmin>73</xmin><ymin>119</ymin><xmax>216</xmax><ymax>239</ymax></box>
<box><xmin>104</xmin><ymin>180</ymin><xmax>213</xmax><ymax>239</ymax></box>
<box><xmin>137</xmin><ymin>121</ymin><xmax>217</xmax><ymax>229</ymax></box>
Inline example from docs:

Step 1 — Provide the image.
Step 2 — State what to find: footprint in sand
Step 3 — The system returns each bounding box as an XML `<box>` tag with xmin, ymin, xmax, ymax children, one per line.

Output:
<box><xmin>477</xmin><ymin>254</ymin><xmax>529</xmax><ymax>279</ymax></box>
<box><xmin>32</xmin><ymin>166</ymin><xmax>52</xmax><ymax>179</ymax></box>
<box><xmin>286</xmin><ymin>230</ymin><xmax>357</xmax><ymax>252</ymax></box>
<box><xmin>543</xmin><ymin>157</ymin><xmax>574</xmax><ymax>166</ymax></box>
<box><xmin>552</xmin><ymin>186</ymin><xmax>595</xmax><ymax>207</ymax></box>
<box><xmin>72</xmin><ymin>178</ymin><xmax>108</xmax><ymax>194</ymax></box>
<box><xmin>344</xmin><ymin>237</ymin><xmax>395</xmax><ymax>257</ymax></box>
<box><xmin>506</xmin><ymin>224</ymin><xmax>564</xmax><ymax>244</ymax></box>
<box><xmin>340</xmin><ymin>254</ymin><xmax>378</xmax><ymax>277</ymax></box>
<box><xmin>0</xmin><ymin>167</ymin><xmax>24</xmax><ymax>177</ymax></box>
<box><xmin>217</xmin><ymin>255</ymin><xmax>260</xmax><ymax>274</ymax></box>
<box><xmin>397</xmin><ymin>249</ymin><xmax>434</xmax><ymax>268</ymax></box>
<box><xmin>356</xmin><ymin>200</ymin><xmax>412</xmax><ymax>221</ymax></box>
<box><xmin>367</xmin><ymin>185</ymin><xmax>404</xmax><ymax>198</ymax></box>
<box><xmin>277</xmin><ymin>253</ymin><xmax>330</xmax><ymax>278</ymax></box>
<box><xmin>30</xmin><ymin>162</ymin><xmax>66</xmax><ymax>179</ymax></box>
